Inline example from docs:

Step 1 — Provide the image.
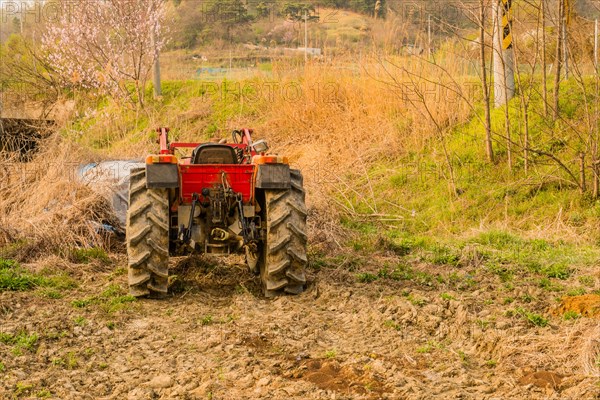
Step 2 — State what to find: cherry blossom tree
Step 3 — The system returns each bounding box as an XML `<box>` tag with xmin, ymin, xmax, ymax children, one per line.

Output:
<box><xmin>42</xmin><ymin>0</ymin><xmax>167</xmax><ymax>108</ymax></box>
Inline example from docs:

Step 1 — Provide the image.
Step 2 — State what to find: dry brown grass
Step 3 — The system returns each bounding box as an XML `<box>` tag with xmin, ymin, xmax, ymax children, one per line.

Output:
<box><xmin>0</xmin><ymin>134</ymin><xmax>119</xmax><ymax>261</ymax></box>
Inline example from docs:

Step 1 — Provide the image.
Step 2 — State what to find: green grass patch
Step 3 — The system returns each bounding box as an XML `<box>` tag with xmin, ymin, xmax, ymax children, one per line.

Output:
<box><xmin>0</xmin><ymin>258</ymin><xmax>76</xmax><ymax>292</ymax></box>
<box><xmin>0</xmin><ymin>330</ymin><xmax>39</xmax><ymax>355</ymax></box>
<box><xmin>516</xmin><ymin>307</ymin><xmax>549</xmax><ymax>327</ymax></box>
<box><xmin>563</xmin><ymin>310</ymin><xmax>581</xmax><ymax>320</ymax></box>
<box><xmin>71</xmin><ymin>284</ymin><xmax>136</xmax><ymax>313</ymax></box>
<box><xmin>69</xmin><ymin>247</ymin><xmax>110</xmax><ymax>264</ymax></box>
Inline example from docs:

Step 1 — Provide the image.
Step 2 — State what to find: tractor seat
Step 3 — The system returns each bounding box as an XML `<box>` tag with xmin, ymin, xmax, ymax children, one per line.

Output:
<box><xmin>191</xmin><ymin>143</ymin><xmax>238</xmax><ymax>164</ymax></box>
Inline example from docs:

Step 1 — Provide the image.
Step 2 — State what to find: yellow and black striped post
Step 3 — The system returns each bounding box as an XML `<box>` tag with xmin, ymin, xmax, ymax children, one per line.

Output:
<box><xmin>501</xmin><ymin>0</ymin><xmax>513</xmax><ymax>50</ymax></box>
<box><xmin>493</xmin><ymin>0</ymin><xmax>515</xmax><ymax>107</ymax></box>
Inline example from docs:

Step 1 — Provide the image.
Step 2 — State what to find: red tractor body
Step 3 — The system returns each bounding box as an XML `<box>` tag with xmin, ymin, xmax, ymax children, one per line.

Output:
<box><xmin>126</xmin><ymin>128</ymin><xmax>307</xmax><ymax>298</ymax></box>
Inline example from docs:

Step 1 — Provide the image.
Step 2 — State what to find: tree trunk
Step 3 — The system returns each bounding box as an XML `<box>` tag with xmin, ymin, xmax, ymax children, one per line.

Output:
<box><xmin>480</xmin><ymin>0</ymin><xmax>494</xmax><ymax>163</ymax></box>
<box><xmin>541</xmin><ymin>0</ymin><xmax>548</xmax><ymax>117</ymax></box>
<box><xmin>553</xmin><ymin>0</ymin><xmax>563</xmax><ymax>120</ymax></box>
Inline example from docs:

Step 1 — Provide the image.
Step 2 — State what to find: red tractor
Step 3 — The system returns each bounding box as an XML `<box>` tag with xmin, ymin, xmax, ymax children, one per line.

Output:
<box><xmin>127</xmin><ymin>128</ymin><xmax>307</xmax><ymax>298</ymax></box>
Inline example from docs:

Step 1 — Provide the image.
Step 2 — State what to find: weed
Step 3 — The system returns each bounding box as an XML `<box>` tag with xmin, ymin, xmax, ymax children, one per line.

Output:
<box><xmin>579</xmin><ymin>275</ymin><xmax>595</xmax><ymax>287</ymax></box>
<box><xmin>106</xmin><ymin>321</ymin><xmax>115</xmax><ymax>330</ymax></box>
<box><xmin>324</xmin><ymin>349</ymin><xmax>337</xmax><ymax>359</ymax></box>
<box><xmin>416</xmin><ymin>340</ymin><xmax>443</xmax><ymax>354</ymax></box>
<box><xmin>486</xmin><ymin>359</ymin><xmax>497</xmax><ymax>367</ymax></box>
<box><xmin>356</xmin><ymin>272</ymin><xmax>378</xmax><ymax>283</ymax></box>
<box><xmin>0</xmin><ymin>258</ymin><xmax>44</xmax><ymax>291</ymax></box>
<box><xmin>72</xmin><ymin>298</ymin><xmax>94</xmax><ymax>308</ymax></box>
<box><xmin>429</xmin><ymin>246</ymin><xmax>461</xmax><ymax>267</ymax></box>
<box><xmin>476</xmin><ymin>319</ymin><xmax>490</xmax><ymax>329</ymax></box>
<box><xmin>14</xmin><ymin>382</ymin><xmax>33</xmax><ymax>396</ymax></box>
<box><xmin>73</xmin><ymin>316</ymin><xmax>87</xmax><ymax>326</ymax></box>
<box><xmin>566</xmin><ymin>287</ymin><xmax>586</xmax><ymax>296</ymax></box>
<box><xmin>39</xmin><ymin>289</ymin><xmax>62</xmax><ymax>299</ymax></box>
<box><xmin>69</xmin><ymin>247</ymin><xmax>110</xmax><ymax>264</ymax></box>
<box><xmin>72</xmin><ymin>284</ymin><xmax>136</xmax><ymax>313</ymax></box>
<box><xmin>503</xmin><ymin>297</ymin><xmax>514</xmax><ymax>304</ymax></box>
<box><xmin>458</xmin><ymin>350</ymin><xmax>469</xmax><ymax>365</ymax></box>
<box><xmin>379</xmin><ymin>236</ymin><xmax>413</xmax><ymax>256</ymax></box>
<box><xmin>104</xmin><ymin>294</ymin><xmax>136</xmax><ymax>313</ymax></box>
<box><xmin>487</xmin><ymin>263</ymin><xmax>513</xmax><ymax>282</ymax></box>
<box><xmin>98</xmin><ymin>362</ymin><xmax>108</xmax><ymax>369</ymax></box>
<box><xmin>407</xmin><ymin>294</ymin><xmax>427</xmax><ymax>307</ymax></box>
<box><xmin>0</xmin><ymin>331</ymin><xmax>39</xmax><ymax>355</ymax></box>
<box><xmin>0</xmin><ymin>258</ymin><xmax>76</xmax><ymax>292</ymax></box>
<box><xmin>36</xmin><ymin>389</ymin><xmax>52</xmax><ymax>398</ymax></box>
<box><xmin>541</xmin><ymin>264</ymin><xmax>571</xmax><ymax>280</ymax></box>
<box><xmin>539</xmin><ymin>278</ymin><xmax>563</xmax><ymax>292</ymax></box>
<box><xmin>563</xmin><ymin>310</ymin><xmax>581</xmax><ymax>320</ymax></box>
<box><xmin>440</xmin><ymin>293</ymin><xmax>455</xmax><ymax>301</ymax></box>
<box><xmin>521</xmin><ymin>293</ymin><xmax>534</xmax><ymax>303</ymax></box>
<box><xmin>65</xmin><ymin>351</ymin><xmax>78</xmax><ymax>369</ymax></box>
<box><xmin>0</xmin><ymin>361</ymin><xmax>5</xmax><ymax>372</ymax></box>
<box><xmin>516</xmin><ymin>307</ymin><xmax>549</xmax><ymax>327</ymax></box>
<box><xmin>200</xmin><ymin>315</ymin><xmax>213</xmax><ymax>326</ymax></box>
<box><xmin>383</xmin><ymin>320</ymin><xmax>402</xmax><ymax>331</ymax></box>
<box><xmin>51</xmin><ymin>357</ymin><xmax>64</xmax><ymax>366</ymax></box>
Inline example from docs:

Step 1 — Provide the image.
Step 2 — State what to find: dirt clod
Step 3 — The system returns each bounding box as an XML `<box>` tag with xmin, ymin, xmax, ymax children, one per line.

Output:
<box><xmin>147</xmin><ymin>375</ymin><xmax>173</xmax><ymax>389</ymax></box>
<box><xmin>518</xmin><ymin>371</ymin><xmax>564</xmax><ymax>390</ymax></box>
<box><xmin>297</xmin><ymin>359</ymin><xmax>388</xmax><ymax>398</ymax></box>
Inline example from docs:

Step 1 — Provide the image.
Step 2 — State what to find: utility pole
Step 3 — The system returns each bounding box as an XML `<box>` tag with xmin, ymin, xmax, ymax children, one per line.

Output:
<box><xmin>304</xmin><ymin>9</ymin><xmax>308</xmax><ymax>63</ymax></box>
<box><xmin>492</xmin><ymin>0</ymin><xmax>515</xmax><ymax>107</ymax></box>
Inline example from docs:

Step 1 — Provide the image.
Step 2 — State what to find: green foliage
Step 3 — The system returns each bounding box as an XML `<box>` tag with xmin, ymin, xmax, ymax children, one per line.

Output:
<box><xmin>281</xmin><ymin>2</ymin><xmax>319</xmax><ymax>21</ymax></box>
<box><xmin>541</xmin><ymin>264</ymin><xmax>571</xmax><ymax>280</ymax></box>
<box><xmin>356</xmin><ymin>272</ymin><xmax>378</xmax><ymax>283</ymax></box>
<box><xmin>71</xmin><ymin>284</ymin><xmax>136</xmax><ymax>313</ymax></box>
<box><xmin>0</xmin><ymin>361</ymin><xmax>5</xmax><ymax>372</ymax></box>
<box><xmin>566</xmin><ymin>287</ymin><xmax>586</xmax><ymax>297</ymax></box>
<box><xmin>69</xmin><ymin>247</ymin><xmax>110</xmax><ymax>264</ymax></box>
<box><xmin>440</xmin><ymin>293</ymin><xmax>456</xmax><ymax>301</ymax></box>
<box><xmin>324</xmin><ymin>349</ymin><xmax>337</xmax><ymax>358</ymax></box>
<box><xmin>0</xmin><ymin>331</ymin><xmax>39</xmax><ymax>355</ymax></box>
<box><xmin>383</xmin><ymin>320</ymin><xmax>402</xmax><ymax>331</ymax></box>
<box><xmin>0</xmin><ymin>258</ymin><xmax>39</xmax><ymax>290</ymax></box>
<box><xmin>563</xmin><ymin>310</ymin><xmax>581</xmax><ymax>321</ymax></box>
<box><xmin>0</xmin><ymin>258</ymin><xmax>76</xmax><ymax>292</ymax></box>
<box><xmin>416</xmin><ymin>340</ymin><xmax>443</xmax><ymax>354</ymax></box>
<box><xmin>515</xmin><ymin>307</ymin><xmax>549</xmax><ymax>327</ymax></box>
<box><xmin>539</xmin><ymin>278</ymin><xmax>563</xmax><ymax>292</ymax></box>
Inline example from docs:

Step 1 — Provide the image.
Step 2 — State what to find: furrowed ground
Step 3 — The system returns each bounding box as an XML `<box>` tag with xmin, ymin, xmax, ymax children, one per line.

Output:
<box><xmin>1</xmin><ymin>229</ymin><xmax>600</xmax><ymax>399</ymax></box>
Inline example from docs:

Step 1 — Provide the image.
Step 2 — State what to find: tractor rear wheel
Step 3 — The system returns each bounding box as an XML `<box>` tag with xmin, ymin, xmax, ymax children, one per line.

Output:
<box><xmin>260</xmin><ymin>169</ymin><xmax>308</xmax><ymax>297</ymax></box>
<box><xmin>126</xmin><ymin>167</ymin><xmax>170</xmax><ymax>297</ymax></box>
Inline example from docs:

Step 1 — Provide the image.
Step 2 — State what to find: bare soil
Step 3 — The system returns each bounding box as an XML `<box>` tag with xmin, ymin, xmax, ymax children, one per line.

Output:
<box><xmin>1</xmin><ymin>255</ymin><xmax>600</xmax><ymax>399</ymax></box>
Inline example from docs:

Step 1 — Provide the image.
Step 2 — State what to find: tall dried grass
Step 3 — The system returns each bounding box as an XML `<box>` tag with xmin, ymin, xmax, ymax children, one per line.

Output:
<box><xmin>0</xmin><ymin>134</ymin><xmax>119</xmax><ymax>261</ymax></box>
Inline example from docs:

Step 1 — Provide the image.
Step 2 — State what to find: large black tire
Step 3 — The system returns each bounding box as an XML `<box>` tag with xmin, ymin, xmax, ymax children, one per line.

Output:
<box><xmin>260</xmin><ymin>169</ymin><xmax>308</xmax><ymax>297</ymax></box>
<box><xmin>126</xmin><ymin>168</ymin><xmax>170</xmax><ymax>297</ymax></box>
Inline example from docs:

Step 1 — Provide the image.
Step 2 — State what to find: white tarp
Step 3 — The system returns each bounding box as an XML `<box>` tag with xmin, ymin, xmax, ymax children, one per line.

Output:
<box><xmin>77</xmin><ymin>160</ymin><xmax>144</xmax><ymax>227</ymax></box>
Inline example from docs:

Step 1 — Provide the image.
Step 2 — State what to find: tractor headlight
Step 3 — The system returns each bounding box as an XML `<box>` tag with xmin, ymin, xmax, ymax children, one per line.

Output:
<box><xmin>252</xmin><ymin>140</ymin><xmax>269</xmax><ymax>153</ymax></box>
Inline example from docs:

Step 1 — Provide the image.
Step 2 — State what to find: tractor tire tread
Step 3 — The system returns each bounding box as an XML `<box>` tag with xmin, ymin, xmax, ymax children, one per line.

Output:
<box><xmin>260</xmin><ymin>169</ymin><xmax>308</xmax><ymax>296</ymax></box>
<box><xmin>126</xmin><ymin>167</ymin><xmax>170</xmax><ymax>297</ymax></box>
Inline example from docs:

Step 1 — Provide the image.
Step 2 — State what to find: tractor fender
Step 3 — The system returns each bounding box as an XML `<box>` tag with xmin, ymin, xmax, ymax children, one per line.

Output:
<box><xmin>146</xmin><ymin>163</ymin><xmax>179</xmax><ymax>189</ymax></box>
<box><xmin>254</xmin><ymin>163</ymin><xmax>291</xmax><ymax>189</ymax></box>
